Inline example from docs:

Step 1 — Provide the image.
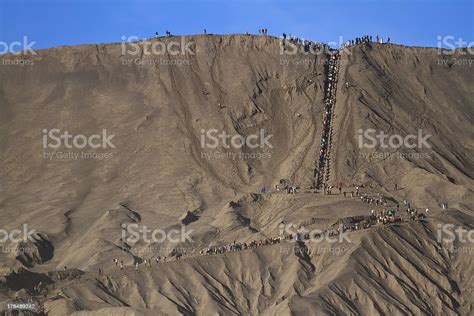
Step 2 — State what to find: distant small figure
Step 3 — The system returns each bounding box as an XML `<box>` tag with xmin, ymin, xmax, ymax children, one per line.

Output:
<box><xmin>114</xmin><ymin>258</ymin><xmax>118</xmax><ymax>266</ymax></box>
<box><xmin>155</xmin><ymin>32</ymin><xmax>159</xmax><ymax>38</ymax></box>
<box><xmin>204</xmin><ymin>29</ymin><xmax>207</xmax><ymax>34</ymax></box>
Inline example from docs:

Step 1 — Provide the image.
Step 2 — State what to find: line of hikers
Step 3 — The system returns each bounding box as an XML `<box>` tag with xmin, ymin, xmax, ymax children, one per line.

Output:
<box><xmin>112</xmin><ymin>235</ymin><xmax>290</xmax><ymax>270</ymax></box>
<box><xmin>370</xmin><ymin>209</ymin><xmax>403</xmax><ymax>225</ymax></box>
<box><xmin>274</xmin><ymin>178</ymin><xmax>298</xmax><ymax>194</ymax></box>
<box><xmin>281</xmin><ymin>33</ymin><xmax>332</xmax><ymax>53</ymax></box>
<box><xmin>200</xmin><ymin>236</ymin><xmax>285</xmax><ymax>255</ymax></box>
<box><xmin>151</xmin><ymin>31</ymin><xmax>390</xmax><ymax>51</ymax></box>
<box><xmin>109</xmin><ymin>201</ymin><xmax>431</xmax><ymax>273</ymax></box>
<box><xmin>153</xmin><ymin>30</ymin><xmax>173</xmax><ymax>38</ymax></box>
<box><xmin>315</xmin><ymin>53</ymin><xmax>340</xmax><ymax>188</ymax></box>
<box><xmin>290</xmin><ymin>205</ymin><xmax>427</xmax><ymax>242</ymax></box>
<box><xmin>322</xmin><ymin>183</ymin><xmax>344</xmax><ymax>195</ymax></box>
<box><xmin>360</xmin><ymin>194</ymin><xmax>387</xmax><ymax>206</ymax></box>
<box><xmin>342</xmin><ymin>34</ymin><xmax>391</xmax><ymax>47</ymax></box>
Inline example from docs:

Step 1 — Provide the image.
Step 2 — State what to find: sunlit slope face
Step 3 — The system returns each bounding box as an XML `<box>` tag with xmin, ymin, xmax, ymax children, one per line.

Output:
<box><xmin>330</xmin><ymin>44</ymin><xmax>473</xmax><ymax>211</ymax></box>
<box><xmin>0</xmin><ymin>35</ymin><xmax>473</xmax><ymax>315</ymax></box>
<box><xmin>0</xmin><ymin>35</ymin><xmax>329</xmax><ymax>269</ymax></box>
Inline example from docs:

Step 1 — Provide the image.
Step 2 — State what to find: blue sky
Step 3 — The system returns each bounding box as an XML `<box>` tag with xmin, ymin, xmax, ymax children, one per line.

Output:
<box><xmin>0</xmin><ymin>0</ymin><xmax>473</xmax><ymax>51</ymax></box>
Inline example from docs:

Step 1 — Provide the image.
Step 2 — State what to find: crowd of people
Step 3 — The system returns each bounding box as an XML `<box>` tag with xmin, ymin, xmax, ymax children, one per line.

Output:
<box><xmin>111</xmin><ymin>235</ymin><xmax>291</xmax><ymax>271</ymax></box>
<box><xmin>199</xmin><ymin>236</ymin><xmax>286</xmax><ymax>255</ymax></box>
<box><xmin>150</xmin><ymin>30</ymin><xmax>391</xmax><ymax>53</ymax></box>
<box><xmin>275</xmin><ymin>179</ymin><xmax>298</xmax><ymax>194</ymax></box>
<box><xmin>108</xmin><ymin>198</ymin><xmax>431</xmax><ymax>273</ymax></box>
<box><xmin>342</xmin><ymin>35</ymin><xmax>391</xmax><ymax>47</ymax></box>
<box><xmin>322</xmin><ymin>183</ymin><xmax>343</xmax><ymax>195</ymax></box>
<box><xmin>406</xmin><ymin>208</ymin><xmax>427</xmax><ymax>221</ymax></box>
<box><xmin>360</xmin><ymin>194</ymin><xmax>387</xmax><ymax>206</ymax></box>
<box><xmin>315</xmin><ymin>53</ymin><xmax>340</xmax><ymax>188</ymax></box>
<box><xmin>369</xmin><ymin>209</ymin><xmax>402</xmax><ymax>225</ymax></box>
<box><xmin>280</xmin><ymin>33</ymin><xmax>332</xmax><ymax>53</ymax></box>
<box><xmin>291</xmin><ymin>204</ymin><xmax>427</xmax><ymax>243</ymax></box>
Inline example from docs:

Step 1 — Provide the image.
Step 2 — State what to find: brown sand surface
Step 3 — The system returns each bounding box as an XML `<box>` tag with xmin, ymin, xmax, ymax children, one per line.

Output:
<box><xmin>0</xmin><ymin>35</ymin><xmax>472</xmax><ymax>315</ymax></box>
